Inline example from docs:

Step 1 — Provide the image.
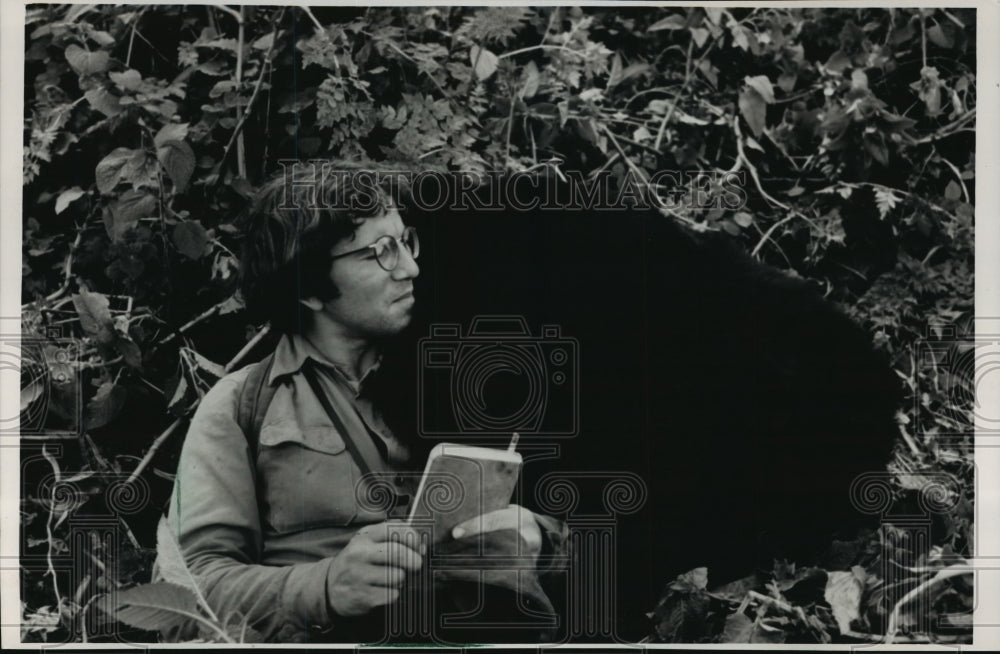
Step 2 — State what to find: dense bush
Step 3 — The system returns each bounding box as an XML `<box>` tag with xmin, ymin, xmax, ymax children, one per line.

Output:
<box><xmin>20</xmin><ymin>5</ymin><xmax>973</xmax><ymax>644</ymax></box>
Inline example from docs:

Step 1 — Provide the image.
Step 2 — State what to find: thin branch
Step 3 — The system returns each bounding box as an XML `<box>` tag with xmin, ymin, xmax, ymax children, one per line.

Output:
<box><xmin>124</xmin><ymin>419</ymin><xmax>186</xmax><ymax>485</ymax></box>
<box><xmin>215</xmin><ymin>8</ymin><xmax>287</xmax><ymax>180</ymax></box>
<box><xmin>224</xmin><ymin>323</ymin><xmax>272</xmax><ymax>373</ymax></box>
<box><xmin>498</xmin><ymin>44</ymin><xmax>588</xmax><ymax>60</ymax></box>
<box><xmin>920</xmin><ymin>9</ymin><xmax>928</xmax><ymax>70</ymax></box>
<box><xmin>732</xmin><ymin>117</ymin><xmax>790</xmax><ymax>211</ymax></box>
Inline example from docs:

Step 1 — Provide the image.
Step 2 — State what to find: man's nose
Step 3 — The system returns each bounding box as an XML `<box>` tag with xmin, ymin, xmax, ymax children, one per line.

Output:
<box><xmin>393</xmin><ymin>244</ymin><xmax>420</xmax><ymax>280</ymax></box>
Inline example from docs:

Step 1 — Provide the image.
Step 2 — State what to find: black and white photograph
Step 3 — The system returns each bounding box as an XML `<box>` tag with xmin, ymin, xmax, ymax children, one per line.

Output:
<box><xmin>2</xmin><ymin>1</ymin><xmax>996</xmax><ymax>647</ymax></box>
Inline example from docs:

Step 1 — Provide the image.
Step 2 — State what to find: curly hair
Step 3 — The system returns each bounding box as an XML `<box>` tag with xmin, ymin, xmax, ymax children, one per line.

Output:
<box><xmin>239</xmin><ymin>160</ymin><xmax>408</xmax><ymax>333</ymax></box>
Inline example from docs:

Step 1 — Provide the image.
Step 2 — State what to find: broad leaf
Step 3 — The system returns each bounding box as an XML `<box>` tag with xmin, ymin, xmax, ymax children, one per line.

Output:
<box><xmin>157</xmin><ymin>140</ymin><xmax>196</xmax><ymax>193</ymax></box>
<box><xmin>72</xmin><ymin>289</ymin><xmax>116</xmax><ymax>347</ymax></box>
<box><xmin>521</xmin><ymin>61</ymin><xmax>540</xmax><ymax>99</ymax></box>
<box><xmin>738</xmin><ymin>87</ymin><xmax>767</xmax><ymax>137</ymax></box>
<box><xmin>55</xmin><ymin>187</ymin><xmax>85</xmax><ymax>215</ymax></box>
<box><xmin>65</xmin><ymin>44</ymin><xmax>110</xmax><ymax>76</ymax></box>
<box><xmin>84</xmin><ymin>87</ymin><xmax>122</xmax><ymax>117</ymax></box>
<box><xmin>110</xmin><ymin>582</ymin><xmax>201</xmax><ymax>631</ymax></box>
<box><xmin>95</xmin><ymin>148</ymin><xmax>140</xmax><ymax>194</ymax></box>
<box><xmin>470</xmin><ymin>45</ymin><xmax>498</xmax><ymax>80</ymax></box>
<box><xmin>744</xmin><ymin>75</ymin><xmax>775</xmax><ymax>104</ymax></box>
<box><xmin>85</xmin><ymin>380</ymin><xmax>127</xmax><ymax>430</ymax></box>
<box><xmin>172</xmin><ymin>221</ymin><xmax>209</xmax><ymax>260</ymax></box>
<box><xmin>154</xmin><ymin>123</ymin><xmax>190</xmax><ymax>148</ymax></box>
<box><xmin>648</xmin><ymin>14</ymin><xmax>686</xmax><ymax>31</ymax></box>
<box><xmin>106</xmin><ymin>190</ymin><xmax>156</xmax><ymax>241</ymax></box>
<box><xmin>720</xmin><ymin>612</ymin><xmax>753</xmax><ymax>643</ymax></box>
<box><xmin>156</xmin><ymin>517</ymin><xmax>201</xmax><ymax>593</ymax></box>
<box><xmin>109</xmin><ymin>69</ymin><xmax>142</xmax><ymax>91</ymax></box>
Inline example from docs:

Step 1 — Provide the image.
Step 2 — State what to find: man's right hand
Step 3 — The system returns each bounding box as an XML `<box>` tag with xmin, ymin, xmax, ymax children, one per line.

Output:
<box><xmin>326</xmin><ymin>521</ymin><xmax>425</xmax><ymax>617</ymax></box>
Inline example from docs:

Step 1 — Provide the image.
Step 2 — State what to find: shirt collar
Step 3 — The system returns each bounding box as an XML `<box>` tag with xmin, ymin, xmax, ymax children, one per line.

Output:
<box><xmin>268</xmin><ymin>332</ymin><xmax>383</xmax><ymax>395</ymax></box>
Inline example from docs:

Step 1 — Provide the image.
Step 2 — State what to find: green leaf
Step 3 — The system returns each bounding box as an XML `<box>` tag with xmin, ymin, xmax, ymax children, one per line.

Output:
<box><xmin>738</xmin><ymin>87</ymin><xmax>767</xmax><ymax>137</ymax></box>
<box><xmin>470</xmin><ymin>45</ymin><xmax>498</xmax><ymax>80</ymax></box>
<box><xmin>733</xmin><ymin>212</ymin><xmax>753</xmax><ymax>228</ymax></box>
<box><xmin>65</xmin><ymin>44</ymin><xmax>110</xmax><ymax>76</ymax></box>
<box><xmin>157</xmin><ymin>140</ymin><xmax>195</xmax><ymax>193</ymax></box>
<box><xmin>744</xmin><ymin>75</ymin><xmax>774</xmax><ymax>104</ymax></box>
<box><xmin>84</xmin><ymin>87</ymin><xmax>122</xmax><ymax>117</ymax></box>
<box><xmin>252</xmin><ymin>32</ymin><xmax>275</xmax><ymax>50</ymax></box>
<box><xmin>927</xmin><ymin>24</ymin><xmax>954</xmax><ymax>49</ymax></box>
<box><xmin>648</xmin><ymin>14</ymin><xmax>686</xmax><ymax>31</ymax></box>
<box><xmin>85</xmin><ymin>380</ymin><xmax>127</xmax><ymax>430</ymax></box>
<box><xmin>107</xmin><ymin>190</ymin><xmax>157</xmax><ymax>241</ymax></box>
<box><xmin>72</xmin><ymin>289</ymin><xmax>116</xmax><ymax>347</ymax></box>
<box><xmin>156</xmin><ymin>516</ymin><xmax>201</xmax><ymax>593</ymax></box>
<box><xmin>110</xmin><ymin>582</ymin><xmax>201</xmax><ymax>631</ymax></box>
<box><xmin>945</xmin><ymin>180</ymin><xmax>962</xmax><ymax>201</ymax></box>
<box><xmin>95</xmin><ymin>148</ymin><xmax>140</xmax><ymax>194</ymax></box>
<box><xmin>720</xmin><ymin>612</ymin><xmax>753</xmax><ymax>643</ymax></box>
<box><xmin>172</xmin><ymin>221</ymin><xmax>210</xmax><ymax>260</ymax></box>
<box><xmin>521</xmin><ymin>61</ymin><xmax>539</xmax><ymax>98</ymax></box>
<box><xmin>109</xmin><ymin>69</ymin><xmax>142</xmax><ymax>91</ymax></box>
<box><xmin>55</xmin><ymin>187</ymin><xmax>85</xmax><ymax>215</ymax></box>
<box><xmin>155</xmin><ymin>123</ymin><xmax>190</xmax><ymax>148</ymax></box>
<box><xmin>690</xmin><ymin>27</ymin><xmax>709</xmax><ymax>48</ymax></box>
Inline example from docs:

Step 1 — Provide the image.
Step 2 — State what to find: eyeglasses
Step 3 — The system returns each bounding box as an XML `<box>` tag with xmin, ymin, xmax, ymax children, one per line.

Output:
<box><xmin>329</xmin><ymin>226</ymin><xmax>420</xmax><ymax>272</ymax></box>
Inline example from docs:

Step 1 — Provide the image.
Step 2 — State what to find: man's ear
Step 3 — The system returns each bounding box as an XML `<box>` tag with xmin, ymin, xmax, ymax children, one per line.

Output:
<box><xmin>299</xmin><ymin>296</ymin><xmax>324</xmax><ymax>312</ymax></box>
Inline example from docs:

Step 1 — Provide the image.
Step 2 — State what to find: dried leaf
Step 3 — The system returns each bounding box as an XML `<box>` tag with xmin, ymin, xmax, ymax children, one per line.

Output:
<box><xmin>824</xmin><ymin>570</ymin><xmax>862</xmax><ymax>634</ymax></box>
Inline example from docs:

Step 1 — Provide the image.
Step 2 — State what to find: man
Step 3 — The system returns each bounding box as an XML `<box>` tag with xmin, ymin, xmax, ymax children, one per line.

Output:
<box><xmin>159</xmin><ymin>162</ymin><xmax>560</xmax><ymax>643</ymax></box>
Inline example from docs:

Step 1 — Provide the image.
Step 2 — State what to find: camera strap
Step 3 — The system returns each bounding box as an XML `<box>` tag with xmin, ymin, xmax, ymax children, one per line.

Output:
<box><xmin>302</xmin><ymin>361</ymin><xmax>387</xmax><ymax>479</ymax></box>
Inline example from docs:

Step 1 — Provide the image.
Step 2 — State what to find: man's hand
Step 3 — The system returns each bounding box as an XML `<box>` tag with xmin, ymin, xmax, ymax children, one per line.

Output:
<box><xmin>450</xmin><ymin>504</ymin><xmax>543</xmax><ymax>564</ymax></box>
<box><xmin>326</xmin><ymin>521</ymin><xmax>425</xmax><ymax>617</ymax></box>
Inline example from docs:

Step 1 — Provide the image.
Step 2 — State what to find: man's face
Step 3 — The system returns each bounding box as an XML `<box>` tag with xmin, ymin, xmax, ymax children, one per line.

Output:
<box><xmin>319</xmin><ymin>208</ymin><xmax>420</xmax><ymax>340</ymax></box>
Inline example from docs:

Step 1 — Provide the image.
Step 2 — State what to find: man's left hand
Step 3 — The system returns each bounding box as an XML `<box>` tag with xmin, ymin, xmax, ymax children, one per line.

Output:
<box><xmin>450</xmin><ymin>505</ymin><xmax>542</xmax><ymax>564</ymax></box>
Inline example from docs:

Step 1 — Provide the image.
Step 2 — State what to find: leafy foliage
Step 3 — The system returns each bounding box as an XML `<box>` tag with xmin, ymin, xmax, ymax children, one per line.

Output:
<box><xmin>20</xmin><ymin>5</ymin><xmax>973</xmax><ymax>644</ymax></box>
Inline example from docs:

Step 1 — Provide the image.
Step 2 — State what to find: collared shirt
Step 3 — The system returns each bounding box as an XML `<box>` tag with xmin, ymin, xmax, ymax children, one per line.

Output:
<box><xmin>164</xmin><ymin>333</ymin><xmax>418</xmax><ymax>641</ymax></box>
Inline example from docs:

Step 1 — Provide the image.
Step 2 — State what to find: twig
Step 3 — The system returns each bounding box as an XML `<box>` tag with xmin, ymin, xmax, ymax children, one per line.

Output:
<box><xmin>124</xmin><ymin>8</ymin><xmax>146</xmax><ymax>68</ymax></box>
<box><xmin>732</xmin><ymin>117</ymin><xmax>790</xmax><ymax>211</ymax></box>
<box><xmin>154</xmin><ymin>296</ymin><xmax>237</xmax><ymax>347</ymax></box>
<box><xmin>214</xmin><ymin>5</ymin><xmax>248</xmax><ymax>178</ymax></box>
<box><xmin>920</xmin><ymin>9</ymin><xmax>927</xmax><ymax>71</ymax></box>
<box><xmin>42</xmin><ymin>446</ymin><xmax>64</xmax><ymax>612</ymax></box>
<box><xmin>600</xmin><ymin>123</ymin><xmax>696</xmax><ymax>227</ymax></box>
<box><xmin>124</xmin><ymin>419</ymin><xmax>186</xmax><ymax>485</ymax></box>
<box><xmin>504</xmin><ymin>90</ymin><xmax>517</xmax><ymax>169</ymax></box>
<box><xmin>498</xmin><ymin>44</ymin><xmax>588</xmax><ymax>60</ymax></box>
<box><xmin>653</xmin><ymin>36</ymin><xmax>717</xmax><ymax>152</ymax></box>
<box><xmin>225</xmin><ymin>323</ymin><xmax>272</xmax><ymax>373</ymax></box>
<box><xmin>750</xmin><ymin>213</ymin><xmax>795</xmax><ymax>259</ymax></box>
<box><xmin>215</xmin><ymin>8</ymin><xmax>287</xmax><ymax>180</ymax></box>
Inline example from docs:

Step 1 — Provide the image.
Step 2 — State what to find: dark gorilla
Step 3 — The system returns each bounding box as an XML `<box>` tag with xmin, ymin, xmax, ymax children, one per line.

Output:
<box><xmin>374</xmin><ymin>175</ymin><xmax>901</xmax><ymax>641</ymax></box>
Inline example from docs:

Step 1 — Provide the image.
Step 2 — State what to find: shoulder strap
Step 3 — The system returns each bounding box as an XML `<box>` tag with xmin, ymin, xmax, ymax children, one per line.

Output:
<box><xmin>301</xmin><ymin>361</ymin><xmax>383</xmax><ymax>478</ymax></box>
<box><xmin>237</xmin><ymin>352</ymin><xmax>278</xmax><ymax>463</ymax></box>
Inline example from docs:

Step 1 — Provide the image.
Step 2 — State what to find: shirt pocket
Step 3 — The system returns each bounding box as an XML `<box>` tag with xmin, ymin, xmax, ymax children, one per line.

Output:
<box><xmin>257</xmin><ymin>421</ymin><xmax>359</xmax><ymax>534</ymax></box>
